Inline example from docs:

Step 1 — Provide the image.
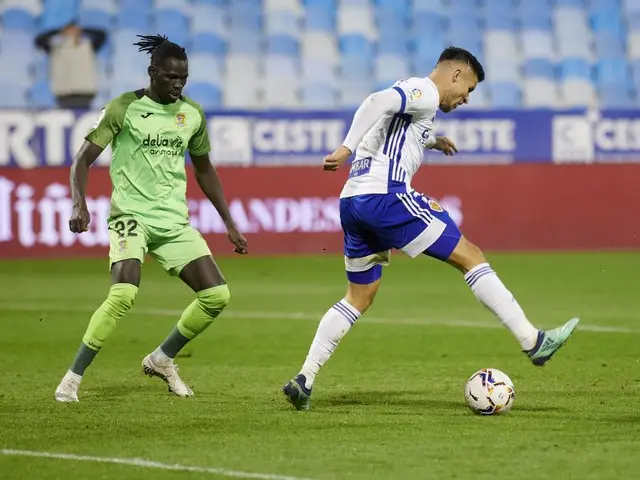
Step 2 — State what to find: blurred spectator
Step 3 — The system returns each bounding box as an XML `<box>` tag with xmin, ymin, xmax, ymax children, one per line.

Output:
<box><xmin>35</xmin><ymin>20</ymin><xmax>106</xmax><ymax>109</ymax></box>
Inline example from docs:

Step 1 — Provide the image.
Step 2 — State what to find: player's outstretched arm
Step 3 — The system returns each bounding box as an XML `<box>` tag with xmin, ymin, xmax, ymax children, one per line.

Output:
<box><xmin>324</xmin><ymin>89</ymin><xmax>403</xmax><ymax>171</ymax></box>
<box><xmin>69</xmin><ymin>140</ymin><xmax>104</xmax><ymax>233</ymax></box>
<box><xmin>190</xmin><ymin>154</ymin><xmax>248</xmax><ymax>254</ymax></box>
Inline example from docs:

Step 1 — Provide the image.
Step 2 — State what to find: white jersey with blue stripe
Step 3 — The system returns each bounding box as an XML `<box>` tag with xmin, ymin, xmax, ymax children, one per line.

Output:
<box><xmin>340</xmin><ymin>77</ymin><xmax>439</xmax><ymax>199</ymax></box>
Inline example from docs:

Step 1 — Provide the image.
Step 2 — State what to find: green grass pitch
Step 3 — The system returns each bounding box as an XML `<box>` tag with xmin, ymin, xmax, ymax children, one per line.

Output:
<box><xmin>1</xmin><ymin>252</ymin><xmax>639</xmax><ymax>480</ymax></box>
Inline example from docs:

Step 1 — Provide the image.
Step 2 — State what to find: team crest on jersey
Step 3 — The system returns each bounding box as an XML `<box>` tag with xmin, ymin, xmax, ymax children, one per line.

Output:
<box><xmin>408</xmin><ymin>88</ymin><xmax>423</xmax><ymax>102</ymax></box>
<box><xmin>118</xmin><ymin>239</ymin><xmax>128</xmax><ymax>252</ymax></box>
<box><xmin>175</xmin><ymin>113</ymin><xmax>186</xmax><ymax>127</ymax></box>
<box><xmin>428</xmin><ymin>199</ymin><xmax>443</xmax><ymax>212</ymax></box>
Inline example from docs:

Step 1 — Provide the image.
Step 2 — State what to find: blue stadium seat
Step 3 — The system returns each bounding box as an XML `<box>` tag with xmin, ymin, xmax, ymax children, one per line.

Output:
<box><xmin>518</xmin><ymin>2</ymin><xmax>552</xmax><ymax>30</ymax></box>
<box><xmin>412</xmin><ymin>11</ymin><xmax>444</xmax><ymax>37</ymax></box>
<box><xmin>523</xmin><ymin>58</ymin><xmax>556</xmax><ymax>80</ymax></box>
<box><xmin>632</xmin><ymin>60</ymin><xmax>640</xmax><ymax>84</ymax></box>
<box><xmin>191</xmin><ymin>32</ymin><xmax>226</xmax><ymax>55</ymax></box>
<box><xmin>80</xmin><ymin>0</ymin><xmax>116</xmax><ymax>13</ymax></box>
<box><xmin>187</xmin><ymin>53</ymin><xmax>223</xmax><ymax>83</ymax></box>
<box><xmin>228</xmin><ymin>29</ymin><xmax>262</xmax><ymax>55</ymax></box>
<box><xmin>375</xmin><ymin>0</ymin><xmax>410</xmax><ymax>12</ymax></box>
<box><xmin>599</xmin><ymin>88</ymin><xmax>633</xmax><ymax>108</ymax></box>
<box><xmin>596</xmin><ymin>58</ymin><xmax>629</xmax><ymax>86</ymax></box>
<box><xmin>116</xmin><ymin>9</ymin><xmax>150</xmax><ymax>30</ymax></box>
<box><xmin>78</xmin><ymin>9</ymin><xmax>112</xmax><ymax>30</ymax></box>
<box><xmin>301</xmin><ymin>83</ymin><xmax>338</xmax><ymax>108</ymax></box>
<box><xmin>266</xmin><ymin>35</ymin><xmax>299</xmax><ymax>56</ymax></box>
<box><xmin>554</xmin><ymin>0</ymin><xmax>583</xmax><ymax>5</ymax></box>
<box><xmin>488</xmin><ymin>82</ymin><xmax>521</xmax><ymax>108</ymax></box>
<box><xmin>377</xmin><ymin>34</ymin><xmax>409</xmax><ymax>56</ymax></box>
<box><xmin>29</xmin><ymin>80</ymin><xmax>56</xmax><ymax>108</ymax></box>
<box><xmin>560</xmin><ymin>58</ymin><xmax>592</xmax><ymax>80</ymax></box>
<box><xmin>591</xmin><ymin>10</ymin><xmax>624</xmax><ymax>34</ymax></box>
<box><xmin>305</xmin><ymin>0</ymin><xmax>337</xmax><ymax>8</ymax></box>
<box><xmin>413</xmin><ymin>0</ymin><xmax>446</xmax><ymax>14</ymax></box>
<box><xmin>340</xmin><ymin>57</ymin><xmax>372</xmax><ymax>81</ymax></box>
<box><xmin>120</xmin><ymin>0</ymin><xmax>152</xmax><ymax>10</ymax></box>
<box><xmin>191</xmin><ymin>5</ymin><xmax>227</xmax><ymax>35</ymax></box>
<box><xmin>448</xmin><ymin>17</ymin><xmax>482</xmax><ymax>39</ymax></box>
<box><xmin>589</xmin><ymin>0</ymin><xmax>620</xmax><ymax>13</ymax></box>
<box><xmin>594</xmin><ymin>34</ymin><xmax>626</xmax><ymax>58</ymax></box>
<box><xmin>305</xmin><ymin>7</ymin><xmax>334</xmax><ymax>32</ymax></box>
<box><xmin>39</xmin><ymin>0</ymin><xmax>79</xmax><ymax>30</ymax></box>
<box><xmin>629</xmin><ymin>13</ymin><xmax>640</xmax><ymax>31</ymax></box>
<box><xmin>32</xmin><ymin>52</ymin><xmax>49</xmax><ymax>81</ymax></box>
<box><xmin>484</xmin><ymin>16</ymin><xmax>518</xmax><ymax>30</ymax></box>
<box><xmin>412</xmin><ymin>35</ymin><xmax>446</xmax><ymax>65</ymax></box>
<box><xmin>0</xmin><ymin>82</ymin><xmax>28</xmax><ymax>107</ymax></box>
<box><xmin>520</xmin><ymin>16</ymin><xmax>552</xmax><ymax>30</ymax></box>
<box><xmin>154</xmin><ymin>10</ymin><xmax>190</xmax><ymax>46</ymax></box>
<box><xmin>2</xmin><ymin>8</ymin><xmax>36</xmax><ymax>31</ymax></box>
<box><xmin>192</xmin><ymin>0</ymin><xmax>226</xmax><ymax>5</ymax></box>
<box><xmin>229</xmin><ymin>4</ymin><xmax>262</xmax><ymax>30</ymax></box>
<box><xmin>340</xmin><ymin>35</ymin><xmax>374</xmax><ymax>58</ymax></box>
<box><xmin>448</xmin><ymin>0</ymin><xmax>481</xmax><ymax>17</ymax></box>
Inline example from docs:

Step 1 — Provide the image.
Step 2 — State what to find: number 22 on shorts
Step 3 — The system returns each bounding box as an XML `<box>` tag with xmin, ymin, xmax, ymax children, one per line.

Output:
<box><xmin>112</xmin><ymin>219</ymin><xmax>139</xmax><ymax>238</ymax></box>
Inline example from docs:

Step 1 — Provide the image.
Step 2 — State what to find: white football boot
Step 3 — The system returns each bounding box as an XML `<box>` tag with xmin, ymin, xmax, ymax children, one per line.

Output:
<box><xmin>54</xmin><ymin>370</ymin><xmax>81</xmax><ymax>402</ymax></box>
<box><xmin>142</xmin><ymin>354</ymin><xmax>194</xmax><ymax>397</ymax></box>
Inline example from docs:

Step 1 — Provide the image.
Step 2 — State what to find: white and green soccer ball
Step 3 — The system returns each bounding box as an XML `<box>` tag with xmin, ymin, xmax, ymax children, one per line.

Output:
<box><xmin>464</xmin><ymin>368</ymin><xmax>515</xmax><ymax>415</ymax></box>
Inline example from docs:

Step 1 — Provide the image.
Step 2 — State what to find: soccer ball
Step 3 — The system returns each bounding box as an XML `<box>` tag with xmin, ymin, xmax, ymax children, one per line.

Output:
<box><xmin>464</xmin><ymin>368</ymin><xmax>515</xmax><ymax>415</ymax></box>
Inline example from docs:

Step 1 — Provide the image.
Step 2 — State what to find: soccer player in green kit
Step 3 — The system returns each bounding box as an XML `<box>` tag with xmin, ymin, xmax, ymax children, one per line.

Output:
<box><xmin>54</xmin><ymin>35</ymin><xmax>248</xmax><ymax>402</ymax></box>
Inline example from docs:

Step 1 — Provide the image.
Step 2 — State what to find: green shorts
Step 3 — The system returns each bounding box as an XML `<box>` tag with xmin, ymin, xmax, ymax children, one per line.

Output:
<box><xmin>108</xmin><ymin>216</ymin><xmax>212</xmax><ymax>276</ymax></box>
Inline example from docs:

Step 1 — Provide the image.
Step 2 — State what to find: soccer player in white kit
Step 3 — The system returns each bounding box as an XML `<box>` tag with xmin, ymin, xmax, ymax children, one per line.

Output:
<box><xmin>282</xmin><ymin>47</ymin><xmax>579</xmax><ymax>411</ymax></box>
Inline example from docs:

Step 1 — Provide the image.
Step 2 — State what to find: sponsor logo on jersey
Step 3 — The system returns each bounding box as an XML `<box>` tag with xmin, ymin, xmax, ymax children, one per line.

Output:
<box><xmin>408</xmin><ymin>88</ymin><xmax>422</xmax><ymax>102</ymax></box>
<box><xmin>348</xmin><ymin>156</ymin><xmax>372</xmax><ymax>178</ymax></box>
<box><xmin>142</xmin><ymin>134</ymin><xmax>184</xmax><ymax>156</ymax></box>
<box><xmin>175</xmin><ymin>113</ymin><xmax>186</xmax><ymax>127</ymax></box>
<box><xmin>118</xmin><ymin>239</ymin><xmax>127</xmax><ymax>252</ymax></box>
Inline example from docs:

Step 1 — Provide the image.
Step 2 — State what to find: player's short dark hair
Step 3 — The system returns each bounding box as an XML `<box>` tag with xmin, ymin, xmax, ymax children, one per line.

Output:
<box><xmin>437</xmin><ymin>46</ymin><xmax>485</xmax><ymax>82</ymax></box>
<box><xmin>133</xmin><ymin>34</ymin><xmax>187</xmax><ymax>66</ymax></box>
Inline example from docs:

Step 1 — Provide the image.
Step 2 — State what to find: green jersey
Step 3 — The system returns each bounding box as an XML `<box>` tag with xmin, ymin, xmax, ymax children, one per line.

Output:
<box><xmin>86</xmin><ymin>90</ymin><xmax>210</xmax><ymax>229</ymax></box>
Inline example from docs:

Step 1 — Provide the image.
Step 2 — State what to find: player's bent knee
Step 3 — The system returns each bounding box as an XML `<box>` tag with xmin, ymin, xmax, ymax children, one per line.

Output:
<box><xmin>346</xmin><ymin>272</ymin><xmax>381</xmax><ymax>313</ymax></box>
<box><xmin>107</xmin><ymin>283</ymin><xmax>138</xmax><ymax>316</ymax></box>
<box><xmin>197</xmin><ymin>284</ymin><xmax>231</xmax><ymax>318</ymax></box>
<box><xmin>447</xmin><ymin>237</ymin><xmax>487</xmax><ymax>273</ymax></box>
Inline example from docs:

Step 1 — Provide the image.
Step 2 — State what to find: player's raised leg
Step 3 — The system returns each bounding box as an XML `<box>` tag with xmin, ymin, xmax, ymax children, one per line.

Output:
<box><xmin>142</xmin><ymin>252</ymin><xmax>230</xmax><ymax>397</ymax></box>
<box><xmin>444</xmin><ymin>235</ymin><xmax>579</xmax><ymax>366</ymax></box>
<box><xmin>417</xmin><ymin>195</ymin><xmax>579</xmax><ymax>365</ymax></box>
<box><xmin>54</xmin><ymin>258</ymin><xmax>141</xmax><ymax>402</ymax></box>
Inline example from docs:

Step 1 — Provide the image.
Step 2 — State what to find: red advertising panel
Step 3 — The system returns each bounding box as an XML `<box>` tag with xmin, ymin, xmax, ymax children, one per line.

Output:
<box><xmin>0</xmin><ymin>164</ymin><xmax>638</xmax><ymax>259</ymax></box>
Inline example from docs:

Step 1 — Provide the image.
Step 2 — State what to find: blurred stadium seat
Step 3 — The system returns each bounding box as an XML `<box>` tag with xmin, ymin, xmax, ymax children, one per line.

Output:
<box><xmin>0</xmin><ymin>0</ymin><xmax>635</xmax><ymax>108</ymax></box>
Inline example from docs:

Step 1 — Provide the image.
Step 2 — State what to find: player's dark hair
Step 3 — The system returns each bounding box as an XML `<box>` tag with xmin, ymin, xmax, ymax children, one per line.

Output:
<box><xmin>437</xmin><ymin>46</ymin><xmax>485</xmax><ymax>82</ymax></box>
<box><xmin>134</xmin><ymin>34</ymin><xmax>187</xmax><ymax>66</ymax></box>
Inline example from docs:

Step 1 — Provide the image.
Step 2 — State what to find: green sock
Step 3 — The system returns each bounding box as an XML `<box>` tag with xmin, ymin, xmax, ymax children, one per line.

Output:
<box><xmin>80</xmin><ymin>283</ymin><xmax>138</xmax><ymax>351</ymax></box>
<box><xmin>176</xmin><ymin>285</ymin><xmax>231</xmax><ymax>340</ymax></box>
<box><xmin>70</xmin><ymin>343</ymin><xmax>99</xmax><ymax>376</ymax></box>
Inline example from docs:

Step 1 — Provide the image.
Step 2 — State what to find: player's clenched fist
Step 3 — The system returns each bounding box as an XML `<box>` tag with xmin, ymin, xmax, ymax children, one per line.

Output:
<box><xmin>227</xmin><ymin>223</ymin><xmax>248</xmax><ymax>255</ymax></box>
<box><xmin>69</xmin><ymin>203</ymin><xmax>90</xmax><ymax>233</ymax></box>
<box><xmin>323</xmin><ymin>146</ymin><xmax>352</xmax><ymax>171</ymax></box>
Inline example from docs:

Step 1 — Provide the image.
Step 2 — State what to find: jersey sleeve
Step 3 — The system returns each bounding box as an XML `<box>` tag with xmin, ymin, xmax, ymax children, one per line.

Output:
<box><xmin>188</xmin><ymin>106</ymin><xmax>211</xmax><ymax>156</ymax></box>
<box><xmin>85</xmin><ymin>95</ymin><xmax>130</xmax><ymax>148</ymax></box>
<box><xmin>390</xmin><ymin>78</ymin><xmax>438</xmax><ymax>115</ymax></box>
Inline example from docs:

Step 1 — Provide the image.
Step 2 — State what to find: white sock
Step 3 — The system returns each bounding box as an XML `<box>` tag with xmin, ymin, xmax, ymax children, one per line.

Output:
<box><xmin>150</xmin><ymin>347</ymin><xmax>172</xmax><ymax>365</ymax></box>
<box><xmin>465</xmin><ymin>263</ymin><xmax>539</xmax><ymax>351</ymax></box>
<box><xmin>300</xmin><ymin>299</ymin><xmax>361</xmax><ymax>389</ymax></box>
